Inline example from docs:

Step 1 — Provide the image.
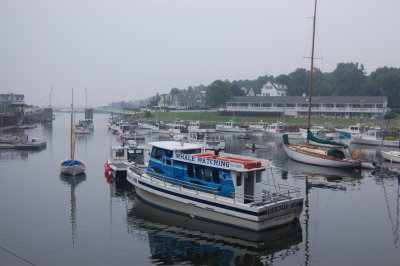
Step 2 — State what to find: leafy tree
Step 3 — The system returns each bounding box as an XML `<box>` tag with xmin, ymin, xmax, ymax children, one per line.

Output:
<box><xmin>333</xmin><ymin>62</ymin><xmax>366</xmax><ymax>95</ymax></box>
<box><xmin>230</xmin><ymin>82</ymin><xmax>245</xmax><ymax>96</ymax></box>
<box><xmin>206</xmin><ymin>80</ymin><xmax>232</xmax><ymax>107</ymax></box>
<box><xmin>286</xmin><ymin>68</ymin><xmax>308</xmax><ymax>96</ymax></box>
<box><xmin>170</xmin><ymin>88</ymin><xmax>181</xmax><ymax>95</ymax></box>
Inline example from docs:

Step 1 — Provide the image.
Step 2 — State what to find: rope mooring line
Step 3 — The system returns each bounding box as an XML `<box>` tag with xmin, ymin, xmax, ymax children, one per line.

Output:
<box><xmin>0</xmin><ymin>245</ymin><xmax>37</xmax><ymax>266</ymax></box>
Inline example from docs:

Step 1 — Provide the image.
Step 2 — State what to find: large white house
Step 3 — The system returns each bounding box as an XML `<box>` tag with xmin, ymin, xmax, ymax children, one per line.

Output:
<box><xmin>261</xmin><ymin>81</ymin><xmax>287</xmax><ymax>96</ymax></box>
<box><xmin>222</xmin><ymin>96</ymin><xmax>387</xmax><ymax>119</ymax></box>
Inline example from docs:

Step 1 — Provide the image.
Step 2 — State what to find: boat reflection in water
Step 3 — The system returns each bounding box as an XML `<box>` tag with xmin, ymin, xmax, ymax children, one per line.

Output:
<box><xmin>59</xmin><ymin>173</ymin><xmax>87</xmax><ymax>247</ymax></box>
<box><xmin>283</xmin><ymin>160</ymin><xmax>365</xmax><ymax>191</ymax></box>
<box><xmin>126</xmin><ymin>197</ymin><xmax>302</xmax><ymax>265</ymax></box>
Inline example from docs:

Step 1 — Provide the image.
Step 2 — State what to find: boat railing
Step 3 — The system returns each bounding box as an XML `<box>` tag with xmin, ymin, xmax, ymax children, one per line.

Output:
<box><xmin>128</xmin><ymin>165</ymin><xmax>301</xmax><ymax>206</ymax></box>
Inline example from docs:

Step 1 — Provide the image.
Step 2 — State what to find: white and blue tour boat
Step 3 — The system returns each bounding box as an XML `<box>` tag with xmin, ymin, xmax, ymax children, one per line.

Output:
<box><xmin>127</xmin><ymin>141</ymin><xmax>303</xmax><ymax>231</ymax></box>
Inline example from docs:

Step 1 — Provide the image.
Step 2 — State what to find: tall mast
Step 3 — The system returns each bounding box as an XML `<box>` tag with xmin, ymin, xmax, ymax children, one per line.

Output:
<box><xmin>70</xmin><ymin>89</ymin><xmax>74</xmax><ymax>160</ymax></box>
<box><xmin>85</xmin><ymin>86</ymin><xmax>87</xmax><ymax>108</ymax></box>
<box><xmin>50</xmin><ymin>85</ymin><xmax>53</xmax><ymax>107</ymax></box>
<box><xmin>307</xmin><ymin>0</ymin><xmax>318</xmax><ymax>131</ymax></box>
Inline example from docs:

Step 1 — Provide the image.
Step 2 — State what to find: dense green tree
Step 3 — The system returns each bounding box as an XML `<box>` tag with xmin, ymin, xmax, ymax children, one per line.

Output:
<box><xmin>170</xmin><ymin>88</ymin><xmax>181</xmax><ymax>95</ymax></box>
<box><xmin>365</xmin><ymin>67</ymin><xmax>400</xmax><ymax>108</ymax></box>
<box><xmin>286</xmin><ymin>68</ymin><xmax>308</xmax><ymax>96</ymax></box>
<box><xmin>230</xmin><ymin>82</ymin><xmax>245</xmax><ymax>96</ymax></box>
<box><xmin>332</xmin><ymin>63</ymin><xmax>366</xmax><ymax>95</ymax></box>
<box><xmin>206</xmin><ymin>80</ymin><xmax>232</xmax><ymax>107</ymax></box>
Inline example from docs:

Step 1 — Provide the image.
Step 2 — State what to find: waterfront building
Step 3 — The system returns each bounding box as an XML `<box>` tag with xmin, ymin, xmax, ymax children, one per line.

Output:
<box><xmin>0</xmin><ymin>93</ymin><xmax>25</xmax><ymax>127</ymax></box>
<box><xmin>222</xmin><ymin>95</ymin><xmax>387</xmax><ymax>118</ymax></box>
<box><xmin>261</xmin><ymin>81</ymin><xmax>288</xmax><ymax>97</ymax></box>
<box><xmin>0</xmin><ymin>93</ymin><xmax>25</xmax><ymax>106</ymax></box>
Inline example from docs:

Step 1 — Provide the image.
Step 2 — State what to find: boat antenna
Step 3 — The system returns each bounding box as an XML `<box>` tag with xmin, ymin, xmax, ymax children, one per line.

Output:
<box><xmin>306</xmin><ymin>0</ymin><xmax>317</xmax><ymax>136</ymax></box>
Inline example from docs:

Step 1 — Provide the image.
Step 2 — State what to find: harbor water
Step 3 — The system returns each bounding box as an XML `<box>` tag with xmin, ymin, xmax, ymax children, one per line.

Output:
<box><xmin>1</xmin><ymin>113</ymin><xmax>399</xmax><ymax>265</ymax></box>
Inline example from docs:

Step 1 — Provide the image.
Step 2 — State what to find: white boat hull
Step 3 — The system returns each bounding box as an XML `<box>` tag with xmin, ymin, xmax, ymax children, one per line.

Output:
<box><xmin>350</xmin><ymin>135</ymin><xmax>400</xmax><ymax>147</ymax></box>
<box><xmin>264</xmin><ymin>131</ymin><xmax>303</xmax><ymax>139</ymax></box>
<box><xmin>283</xmin><ymin>144</ymin><xmax>361</xmax><ymax>168</ymax></box>
<box><xmin>381</xmin><ymin>150</ymin><xmax>400</xmax><ymax>163</ymax></box>
<box><xmin>215</xmin><ymin>126</ymin><xmax>247</xmax><ymax>133</ymax></box>
<box><xmin>127</xmin><ymin>170</ymin><xmax>303</xmax><ymax>232</ymax></box>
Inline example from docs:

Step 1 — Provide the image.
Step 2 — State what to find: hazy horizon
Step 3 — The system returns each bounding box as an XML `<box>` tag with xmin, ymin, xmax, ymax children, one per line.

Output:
<box><xmin>1</xmin><ymin>0</ymin><xmax>399</xmax><ymax>107</ymax></box>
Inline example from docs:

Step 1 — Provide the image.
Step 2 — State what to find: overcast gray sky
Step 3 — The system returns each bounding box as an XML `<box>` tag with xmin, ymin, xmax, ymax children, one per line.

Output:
<box><xmin>1</xmin><ymin>0</ymin><xmax>399</xmax><ymax>107</ymax></box>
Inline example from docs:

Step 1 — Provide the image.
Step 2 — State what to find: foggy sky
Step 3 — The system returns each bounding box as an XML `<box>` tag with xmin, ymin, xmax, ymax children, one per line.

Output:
<box><xmin>1</xmin><ymin>0</ymin><xmax>399</xmax><ymax>107</ymax></box>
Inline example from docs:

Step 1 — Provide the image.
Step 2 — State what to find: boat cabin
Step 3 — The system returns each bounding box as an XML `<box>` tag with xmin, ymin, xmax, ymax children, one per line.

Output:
<box><xmin>265</xmin><ymin>122</ymin><xmax>284</xmax><ymax>133</ymax></box>
<box><xmin>110</xmin><ymin>145</ymin><xmax>128</xmax><ymax>164</ymax></box>
<box><xmin>147</xmin><ymin>141</ymin><xmax>266</xmax><ymax>204</ymax></box>
<box><xmin>128</xmin><ymin>148</ymin><xmax>145</xmax><ymax>165</ymax></box>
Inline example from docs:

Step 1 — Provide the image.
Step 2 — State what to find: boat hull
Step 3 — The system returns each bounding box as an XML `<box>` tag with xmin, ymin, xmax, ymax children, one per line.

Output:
<box><xmin>381</xmin><ymin>150</ymin><xmax>400</xmax><ymax>163</ymax></box>
<box><xmin>350</xmin><ymin>135</ymin><xmax>400</xmax><ymax>148</ymax></box>
<box><xmin>264</xmin><ymin>131</ymin><xmax>303</xmax><ymax>139</ymax></box>
<box><xmin>127</xmin><ymin>170</ymin><xmax>303</xmax><ymax>232</ymax></box>
<box><xmin>283</xmin><ymin>144</ymin><xmax>361</xmax><ymax>168</ymax></box>
<box><xmin>60</xmin><ymin>165</ymin><xmax>86</xmax><ymax>176</ymax></box>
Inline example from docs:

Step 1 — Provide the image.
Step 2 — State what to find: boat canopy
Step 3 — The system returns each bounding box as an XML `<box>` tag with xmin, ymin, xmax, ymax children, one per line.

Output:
<box><xmin>307</xmin><ymin>129</ymin><xmax>344</xmax><ymax>147</ymax></box>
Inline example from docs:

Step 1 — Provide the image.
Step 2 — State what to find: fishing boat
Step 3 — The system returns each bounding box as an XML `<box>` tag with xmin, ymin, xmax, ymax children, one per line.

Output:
<box><xmin>167</xmin><ymin>123</ymin><xmax>188</xmax><ymax>136</ymax></box>
<box><xmin>60</xmin><ymin>89</ymin><xmax>86</xmax><ymax>176</ymax></box>
<box><xmin>282</xmin><ymin>0</ymin><xmax>362</xmax><ymax>169</ymax></box>
<box><xmin>248</xmin><ymin>122</ymin><xmax>265</xmax><ymax>132</ymax></box>
<box><xmin>127</xmin><ymin>141</ymin><xmax>303</xmax><ymax>231</ymax></box>
<box><xmin>264</xmin><ymin>122</ymin><xmax>302</xmax><ymax>139</ymax></box>
<box><xmin>215</xmin><ymin>121</ymin><xmax>248</xmax><ymax>133</ymax></box>
<box><xmin>188</xmin><ymin>131</ymin><xmax>225</xmax><ymax>150</ymax></box>
<box><xmin>335</xmin><ymin>124</ymin><xmax>367</xmax><ymax>139</ymax></box>
<box><xmin>104</xmin><ymin>145</ymin><xmax>129</xmax><ymax>179</ymax></box>
<box><xmin>350</xmin><ymin>130</ymin><xmax>400</xmax><ymax>147</ymax></box>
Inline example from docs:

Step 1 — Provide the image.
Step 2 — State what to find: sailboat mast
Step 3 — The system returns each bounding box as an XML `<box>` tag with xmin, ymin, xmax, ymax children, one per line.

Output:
<box><xmin>307</xmin><ymin>0</ymin><xmax>318</xmax><ymax>130</ymax></box>
<box><xmin>70</xmin><ymin>89</ymin><xmax>74</xmax><ymax>161</ymax></box>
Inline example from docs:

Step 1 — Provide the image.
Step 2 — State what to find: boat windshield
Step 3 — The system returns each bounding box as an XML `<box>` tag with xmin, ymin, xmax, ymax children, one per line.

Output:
<box><xmin>180</xmin><ymin>149</ymin><xmax>202</xmax><ymax>154</ymax></box>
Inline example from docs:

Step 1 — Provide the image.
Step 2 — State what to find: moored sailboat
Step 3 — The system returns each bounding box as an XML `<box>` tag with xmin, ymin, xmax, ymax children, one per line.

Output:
<box><xmin>60</xmin><ymin>89</ymin><xmax>86</xmax><ymax>176</ymax></box>
<box><xmin>282</xmin><ymin>0</ymin><xmax>361</xmax><ymax>169</ymax></box>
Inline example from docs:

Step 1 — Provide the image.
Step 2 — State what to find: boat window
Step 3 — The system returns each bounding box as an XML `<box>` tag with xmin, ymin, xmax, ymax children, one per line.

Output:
<box><xmin>195</xmin><ymin>166</ymin><xmax>203</xmax><ymax>180</ymax></box>
<box><xmin>212</xmin><ymin>170</ymin><xmax>220</xmax><ymax>183</ymax></box>
<box><xmin>165</xmin><ymin>150</ymin><xmax>173</xmax><ymax>157</ymax></box>
<box><xmin>203</xmin><ymin>168</ymin><xmax>211</xmax><ymax>182</ymax></box>
<box><xmin>236</xmin><ymin>174</ymin><xmax>242</xmax><ymax>187</ymax></box>
<box><xmin>115</xmin><ymin>150</ymin><xmax>125</xmax><ymax>157</ymax></box>
<box><xmin>256</xmin><ymin>171</ymin><xmax>261</xmax><ymax>183</ymax></box>
<box><xmin>181</xmin><ymin>149</ymin><xmax>202</xmax><ymax>154</ymax></box>
<box><xmin>166</xmin><ymin>160</ymin><xmax>171</xmax><ymax>165</ymax></box>
<box><xmin>187</xmin><ymin>165</ymin><xmax>194</xmax><ymax>178</ymax></box>
<box><xmin>134</xmin><ymin>149</ymin><xmax>143</xmax><ymax>154</ymax></box>
<box><xmin>151</xmin><ymin>147</ymin><xmax>163</xmax><ymax>161</ymax></box>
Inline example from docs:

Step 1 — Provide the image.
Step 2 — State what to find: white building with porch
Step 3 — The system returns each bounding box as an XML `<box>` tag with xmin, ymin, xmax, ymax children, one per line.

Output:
<box><xmin>222</xmin><ymin>96</ymin><xmax>387</xmax><ymax>119</ymax></box>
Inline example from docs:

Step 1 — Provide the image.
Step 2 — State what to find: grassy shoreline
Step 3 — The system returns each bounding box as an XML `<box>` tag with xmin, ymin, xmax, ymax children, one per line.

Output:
<box><xmin>142</xmin><ymin>111</ymin><xmax>398</xmax><ymax>127</ymax></box>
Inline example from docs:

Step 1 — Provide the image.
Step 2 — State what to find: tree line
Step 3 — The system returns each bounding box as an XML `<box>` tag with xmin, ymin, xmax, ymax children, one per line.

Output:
<box><xmin>109</xmin><ymin>62</ymin><xmax>400</xmax><ymax>110</ymax></box>
<box><xmin>205</xmin><ymin>63</ymin><xmax>400</xmax><ymax>108</ymax></box>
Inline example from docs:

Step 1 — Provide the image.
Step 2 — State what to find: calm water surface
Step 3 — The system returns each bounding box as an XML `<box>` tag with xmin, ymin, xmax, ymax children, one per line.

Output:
<box><xmin>0</xmin><ymin>113</ymin><xmax>399</xmax><ymax>265</ymax></box>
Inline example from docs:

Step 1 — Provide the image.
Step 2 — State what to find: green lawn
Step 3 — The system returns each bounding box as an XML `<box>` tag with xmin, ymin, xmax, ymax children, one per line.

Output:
<box><xmin>142</xmin><ymin>111</ymin><xmax>399</xmax><ymax>127</ymax></box>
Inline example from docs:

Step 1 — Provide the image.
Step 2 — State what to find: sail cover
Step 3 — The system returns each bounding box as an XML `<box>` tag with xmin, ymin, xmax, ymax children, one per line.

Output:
<box><xmin>307</xmin><ymin>129</ymin><xmax>344</xmax><ymax>147</ymax></box>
